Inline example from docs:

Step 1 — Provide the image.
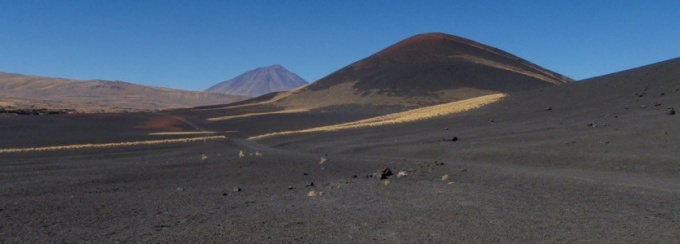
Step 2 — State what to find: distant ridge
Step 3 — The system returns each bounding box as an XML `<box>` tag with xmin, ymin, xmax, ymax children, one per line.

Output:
<box><xmin>245</xmin><ymin>32</ymin><xmax>573</xmax><ymax>109</ymax></box>
<box><xmin>0</xmin><ymin>72</ymin><xmax>247</xmax><ymax>113</ymax></box>
<box><xmin>206</xmin><ymin>65</ymin><xmax>307</xmax><ymax>97</ymax></box>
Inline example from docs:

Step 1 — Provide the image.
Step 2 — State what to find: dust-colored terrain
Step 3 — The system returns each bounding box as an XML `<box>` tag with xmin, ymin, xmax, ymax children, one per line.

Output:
<box><xmin>0</xmin><ymin>72</ymin><xmax>248</xmax><ymax>113</ymax></box>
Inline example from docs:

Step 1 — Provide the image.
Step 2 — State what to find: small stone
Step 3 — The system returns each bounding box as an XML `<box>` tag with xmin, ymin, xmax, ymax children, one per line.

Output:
<box><xmin>222</xmin><ymin>193</ymin><xmax>228</xmax><ymax>196</ymax></box>
<box><xmin>306</xmin><ymin>182</ymin><xmax>314</xmax><ymax>187</ymax></box>
<box><xmin>378</xmin><ymin>167</ymin><xmax>393</xmax><ymax>179</ymax></box>
<box><xmin>667</xmin><ymin>107</ymin><xmax>675</xmax><ymax>115</ymax></box>
<box><xmin>544</xmin><ymin>106</ymin><xmax>552</xmax><ymax>111</ymax></box>
<box><xmin>352</xmin><ymin>175</ymin><xmax>358</xmax><ymax>178</ymax></box>
<box><xmin>287</xmin><ymin>186</ymin><xmax>295</xmax><ymax>190</ymax></box>
<box><xmin>176</xmin><ymin>187</ymin><xmax>184</xmax><ymax>191</ymax></box>
<box><xmin>397</xmin><ymin>171</ymin><xmax>408</xmax><ymax>178</ymax></box>
<box><xmin>303</xmin><ymin>173</ymin><xmax>309</xmax><ymax>176</ymax></box>
<box><xmin>233</xmin><ymin>187</ymin><xmax>241</xmax><ymax>192</ymax></box>
<box><xmin>442</xmin><ymin>137</ymin><xmax>458</xmax><ymax>142</ymax></box>
<box><xmin>444</xmin><ymin>127</ymin><xmax>449</xmax><ymax>130</ymax></box>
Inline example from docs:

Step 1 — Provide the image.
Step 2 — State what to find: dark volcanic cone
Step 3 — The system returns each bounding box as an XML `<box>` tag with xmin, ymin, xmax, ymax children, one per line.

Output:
<box><xmin>310</xmin><ymin>32</ymin><xmax>571</xmax><ymax>94</ymax></box>
<box><xmin>269</xmin><ymin>33</ymin><xmax>572</xmax><ymax>109</ymax></box>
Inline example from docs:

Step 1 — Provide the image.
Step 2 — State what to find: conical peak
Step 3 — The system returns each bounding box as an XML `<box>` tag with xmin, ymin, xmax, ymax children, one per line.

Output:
<box><xmin>374</xmin><ymin>32</ymin><xmax>483</xmax><ymax>56</ymax></box>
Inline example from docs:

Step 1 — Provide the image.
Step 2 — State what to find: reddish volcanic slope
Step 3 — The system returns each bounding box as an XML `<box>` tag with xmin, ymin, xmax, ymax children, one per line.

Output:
<box><xmin>308</xmin><ymin>33</ymin><xmax>571</xmax><ymax>93</ymax></box>
<box><xmin>264</xmin><ymin>33</ymin><xmax>573</xmax><ymax>109</ymax></box>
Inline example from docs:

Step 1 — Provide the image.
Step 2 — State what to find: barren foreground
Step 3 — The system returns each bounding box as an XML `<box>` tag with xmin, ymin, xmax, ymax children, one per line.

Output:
<box><xmin>2</xmin><ymin>59</ymin><xmax>680</xmax><ymax>242</ymax></box>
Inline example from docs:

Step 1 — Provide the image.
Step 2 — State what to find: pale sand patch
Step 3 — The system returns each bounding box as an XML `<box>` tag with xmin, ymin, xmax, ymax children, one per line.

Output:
<box><xmin>0</xmin><ymin>135</ymin><xmax>226</xmax><ymax>154</ymax></box>
<box><xmin>207</xmin><ymin>108</ymin><xmax>309</xmax><ymax>122</ymax></box>
<box><xmin>249</xmin><ymin>93</ymin><xmax>506</xmax><ymax>140</ymax></box>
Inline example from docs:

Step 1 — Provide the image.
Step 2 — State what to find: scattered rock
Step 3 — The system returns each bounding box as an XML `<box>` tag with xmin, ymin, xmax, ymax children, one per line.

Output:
<box><xmin>444</xmin><ymin>127</ymin><xmax>449</xmax><ymax>131</ymax></box>
<box><xmin>319</xmin><ymin>157</ymin><xmax>327</xmax><ymax>164</ymax></box>
<box><xmin>287</xmin><ymin>186</ymin><xmax>295</xmax><ymax>190</ymax></box>
<box><xmin>352</xmin><ymin>175</ymin><xmax>358</xmax><ymax>178</ymax></box>
<box><xmin>303</xmin><ymin>173</ymin><xmax>309</xmax><ymax>176</ymax></box>
<box><xmin>222</xmin><ymin>193</ymin><xmax>228</xmax><ymax>196</ymax></box>
<box><xmin>377</xmin><ymin>167</ymin><xmax>393</xmax><ymax>179</ymax></box>
<box><xmin>176</xmin><ymin>187</ymin><xmax>184</xmax><ymax>191</ymax></box>
<box><xmin>233</xmin><ymin>187</ymin><xmax>241</xmax><ymax>192</ymax></box>
<box><xmin>306</xmin><ymin>182</ymin><xmax>315</xmax><ymax>187</ymax></box>
<box><xmin>587</xmin><ymin>123</ymin><xmax>598</xmax><ymax>128</ymax></box>
<box><xmin>383</xmin><ymin>180</ymin><xmax>391</xmax><ymax>186</ymax></box>
<box><xmin>544</xmin><ymin>106</ymin><xmax>552</xmax><ymax>111</ymax></box>
<box><xmin>667</xmin><ymin>107</ymin><xmax>675</xmax><ymax>115</ymax></box>
<box><xmin>238</xmin><ymin>150</ymin><xmax>246</xmax><ymax>158</ymax></box>
<box><xmin>655</xmin><ymin>102</ymin><xmax>662</xmax><ymax>107</ymax></box>
<box><xmin>397</xmin><ymin>171</ymin><xmax>408</xmax><ymax>178</ymax></box>
<box><xmin>442</xmin><ymin>137</ymin><xmax>458</xmax><ymax>142</ymax></box>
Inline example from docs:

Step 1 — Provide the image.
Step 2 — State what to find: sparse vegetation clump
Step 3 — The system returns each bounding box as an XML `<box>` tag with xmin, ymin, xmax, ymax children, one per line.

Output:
<box><xmin>238</xmin><ymin>150</ymin><xmax>246</xmax><ymax>158</ymax></box>
<box><xmin>441</xmin><ymin>174</ymin><xmax>450</xmax><ymax>181</ymax></box>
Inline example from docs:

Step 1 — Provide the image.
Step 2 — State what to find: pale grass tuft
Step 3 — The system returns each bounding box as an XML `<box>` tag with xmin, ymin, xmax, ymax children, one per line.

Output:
<box><xmin>207</xmin><ymin>109</ymin><xmax>309</xmax><ymax>121</ymax></box>
<box><xmin>201</xmin><ymin>154</ymin><xmax>208</xmax><ymax>161</ymax></box>
<box><xmin>249</xmin><ymin>93</ymin><xmax>506</xmax><ymax>140</ymax></box>
<box><xmin>238</xmin><ymin>150</ymin><xmax>246</xmax><ymax>158</ymax></box>
<box><xmin>307</xmin><ymin>190</ymin><xmax>319</xmax><ymax>197</ymax></box>
<box><xmin>319</xmin><ymin>157</ymin><xmax>327</xmax><ymax>164</ymax></box>
<box><xmin>441</xmin><ymin>174</ymin><xmax>450</xmax><ymax>181</ymax></box>
<box><xmin>255</xmin><ymin>151</ymin><xmax>262</xmax><ymax>157</ymax></box>
<box><xmin>397</xmin><ymin>171</ymin><xmax>408</xmax><ymax>178</ymax></box>
<box><xmin>383</xmin><ymin>180</ymin><xmax>391</xmax><ymax>186</ymax></box>
<box><xmin>0</xmin><ymin>136</ymin><xmax>226</xmax><ymax>154</ymax></box>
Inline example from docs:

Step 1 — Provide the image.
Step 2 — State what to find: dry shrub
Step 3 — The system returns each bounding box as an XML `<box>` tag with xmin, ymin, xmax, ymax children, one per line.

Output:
<box><xmin>441</xmin><ymin>174</ymin><xmax>450</xmax><ymax>181</ymax></box>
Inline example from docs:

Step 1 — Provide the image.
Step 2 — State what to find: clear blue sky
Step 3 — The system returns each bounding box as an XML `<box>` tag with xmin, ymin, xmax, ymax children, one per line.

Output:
<box><xmin>1</xmin><ymin>0</ymin><xmax>679</xmax><ymax>91</ymax></box>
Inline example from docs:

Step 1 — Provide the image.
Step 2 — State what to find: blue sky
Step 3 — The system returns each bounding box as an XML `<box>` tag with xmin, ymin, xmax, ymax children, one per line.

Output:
<box><xmin>1</xmin><ymin>0</ymin><xmax>678</xmax><ymax>91</ymax></box>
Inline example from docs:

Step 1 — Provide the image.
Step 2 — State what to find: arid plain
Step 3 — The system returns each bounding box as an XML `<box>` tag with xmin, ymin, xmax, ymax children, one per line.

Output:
<box><xmin>1</xmin><ymin>33</ymin><xmax>679</xmax><ymax>242</ymax></box>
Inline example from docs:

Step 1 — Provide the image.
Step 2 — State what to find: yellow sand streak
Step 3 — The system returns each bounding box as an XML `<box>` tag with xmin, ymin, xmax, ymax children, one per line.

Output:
<box><xmin>0</xmin><ymin>135</ymin><xmax>226</xmax><ymax>154</ymax></box>
<box><xmin>148</xmin><ymin>131</ymin><xmax>217</xmax><ymax>136</ymax></box>
<box><xmin>207</xmin><ymin>108</ymin><xmax>309</xmax><ymax>121</ymax></box>
<box><xmin>249</xmin><ymin>93</ymin><xmax>506</xmax><ymax>140</ymax></box>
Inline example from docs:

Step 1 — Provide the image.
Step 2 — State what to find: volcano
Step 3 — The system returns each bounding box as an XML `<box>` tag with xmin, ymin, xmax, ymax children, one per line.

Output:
<box><xmin>259</xmin><ymin>33</ymin><xmax>572</xmax><ymax>109</ymax></box>
<box><xmin>206</xmin><ymin>65</ymin><xmax>307</xmax><ymax>97</ymax></box>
